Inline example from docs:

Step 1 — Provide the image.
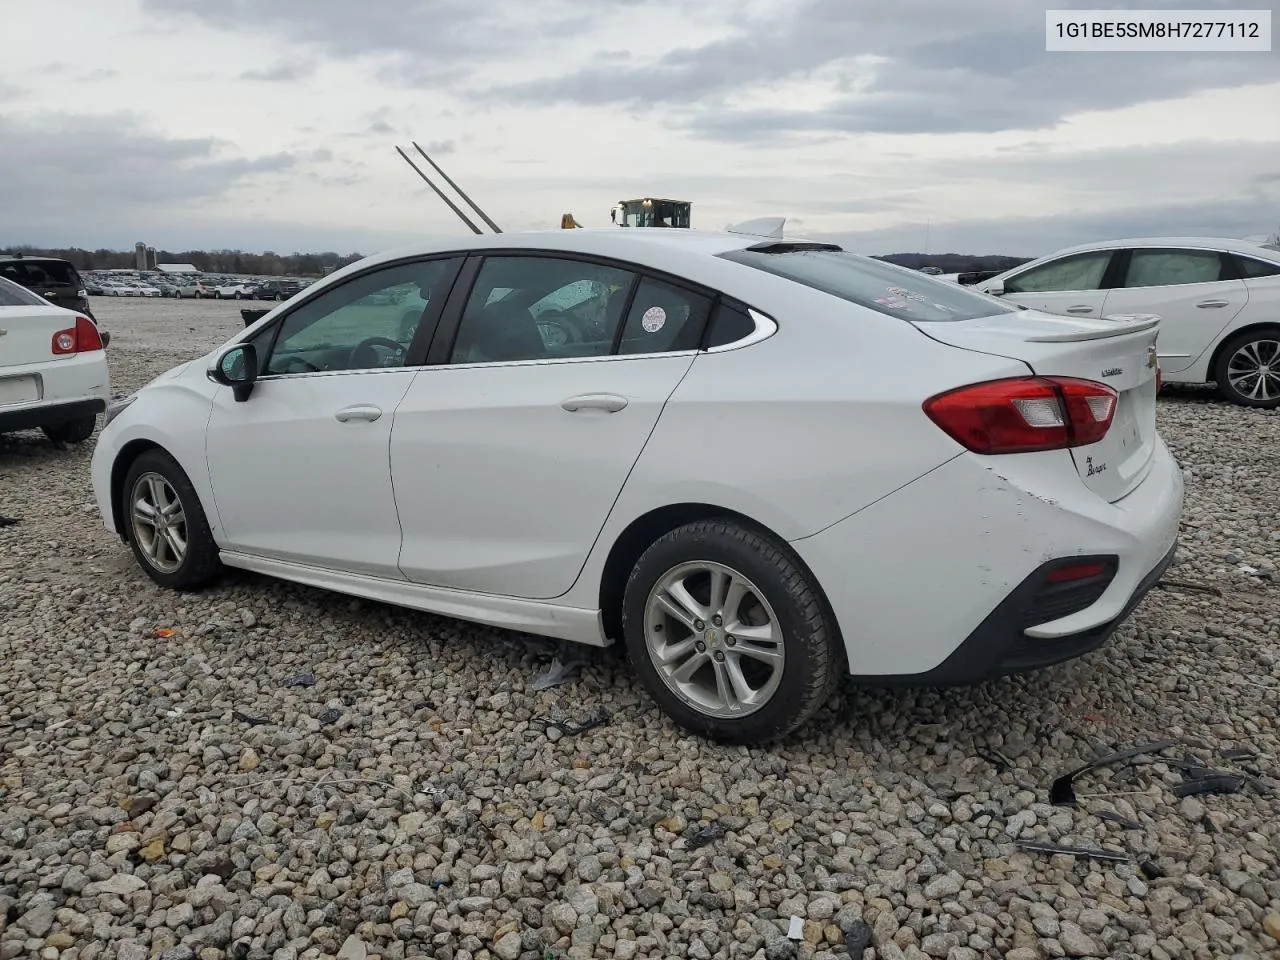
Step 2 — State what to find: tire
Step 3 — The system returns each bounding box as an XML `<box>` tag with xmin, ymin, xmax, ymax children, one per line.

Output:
<box><xmin>121</xmin><ymin>449</ymin><xmax>222</xmax><ymax>590</ymax></box>
<box><xmin>276</xmin><ymin>293</ymin><xmax>285</xmax><ymax>301</ymax></box>
<box><xmin>41</xmin><ymin>416</ymin><xmax>97</xmax><ymax>445</ymax></box>
<box><xmin>1214</xmin><ymin>329</ymin><xmax>1280</xmax><ymax>408</ymax></box>
<box><xmin>620</xmin><ymin>519</ymin><xmax>841</xmax><ymax>744</ymax></box>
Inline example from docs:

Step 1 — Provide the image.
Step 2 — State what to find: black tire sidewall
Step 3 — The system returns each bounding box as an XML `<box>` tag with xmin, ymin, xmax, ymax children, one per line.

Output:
<box><xmin>1215</xmin><ymin>330</ymin><xmax>1280</xmax><ymax>408</ymax></box>
<box><xmin>621</xmin><ymin>521</ymin><xmax>838</xmax><ymax>744</ymax></box>
<box><xmin>42</xmin><ymin>416</ymin><xmax>97</xmax><ymax>444</ymax></box>
<box><xmin>122</xmin><ymin>450</ymin><xmax>220</xmax><ymax>589</ymax></box>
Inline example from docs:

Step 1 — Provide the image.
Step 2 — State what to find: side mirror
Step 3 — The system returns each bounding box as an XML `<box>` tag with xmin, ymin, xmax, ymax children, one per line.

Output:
<box><xmin>986</xmin><ymin>282</ymin><xmax>1006</xmax><ymax>297</ymax></box>
<box><xmin>207</xmin><ymin>342</ymin><xmax>258</xmax><ymax>402</ymax></box>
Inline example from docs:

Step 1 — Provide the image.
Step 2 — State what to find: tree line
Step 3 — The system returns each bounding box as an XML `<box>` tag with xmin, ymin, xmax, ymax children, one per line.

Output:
<box><xmin>0</xmin><ymin>245</ymin><xmax>367</xmax><ymax>277</ymax></box>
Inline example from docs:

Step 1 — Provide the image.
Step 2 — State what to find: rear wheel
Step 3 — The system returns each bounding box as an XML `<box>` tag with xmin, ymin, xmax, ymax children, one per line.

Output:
<box><xmin>42</xmin><ymin>416</ymin><xmax>97</xmax><ymax>445</ymax></box>
<box><xmin>1215</xmin><ymin>329</ymin><xmax>1280</xmax><ymax>408</ymax></box>
<box><xmin>122</xmin><ymin>449</ymin><xmax>221</xmax><ymax>589</ymax></box>
<box><xmin>621</xmin><ymin>519</ymin><xmax>841</xmax><ymax>744</ymax></box>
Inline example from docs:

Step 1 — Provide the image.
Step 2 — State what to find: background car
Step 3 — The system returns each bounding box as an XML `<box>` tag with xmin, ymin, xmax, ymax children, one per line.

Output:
<box><xmin>978</xmin><ymin>237</ymin><xmax>1280</xmax><ymax>407</ymax></box>
<box><xmin>91</xmin><ymin>228</ymin><xmax>1182</xmax><ymax>743</ymax></box>
<box><xmin>0</xmin><ymin>255</ymin><xmax>96</xmax><ymax>319</ymax></box>
<box><xmin>216</xmin><ymin>281</ymin><xmax>255</xmax><ymax>299</ymax></box>
<box><xmin>0</xmin><ymin>275</ymin><xmax>111</xmax><ymax>444</ymax></box>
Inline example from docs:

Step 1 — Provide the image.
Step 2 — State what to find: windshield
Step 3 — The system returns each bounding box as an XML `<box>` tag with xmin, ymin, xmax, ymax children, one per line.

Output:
<box><xmin>0</xmin><ymin>275</ymin><xmax>47</xmax><ymax>306</ymax></box>
<box><xmin>719</xmin><ymin>246</ymin><xmax>1017</xmax><ymax>323</ymax></box>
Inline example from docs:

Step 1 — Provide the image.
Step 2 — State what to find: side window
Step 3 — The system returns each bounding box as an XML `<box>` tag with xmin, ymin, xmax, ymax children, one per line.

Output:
<box><xmin>1123</xmin><ymin>249</ymin><xmax>1227</xmax><ymax>288</ymax></box>
<box><xmin>1233</xmin><ymin>255</ymin><xmax>1280</xmax><ymax>279</ymax></box>
<box><xmin>617</xmin><ymin>277</ymin><xmax>712</xmax><ymax>354</ymax></box>
<box><xmin>264</xmin><ymin>259</ymin><xmax>456</xmax><ymax>375</ymax></box>
<box><xmin>1005</xmin><ymin>251</ymin><xmax>1113</xmax><ymax>293</ymax></box>
<box><xmin>450</xmin><ymin>257</ymin><xmax>634</xmax><ymax>363</ymax></box>
<box><xmin>705</xmin><ymin>301</ymin><xmax>757</xmax><ymax>348</ymax></box>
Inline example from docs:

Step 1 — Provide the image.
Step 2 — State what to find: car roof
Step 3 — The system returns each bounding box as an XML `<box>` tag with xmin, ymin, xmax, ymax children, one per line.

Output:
<box><xmin>1045</xmin><ymin>236</ymin><xmax>1280</xmax><ymax>259</ymax></box>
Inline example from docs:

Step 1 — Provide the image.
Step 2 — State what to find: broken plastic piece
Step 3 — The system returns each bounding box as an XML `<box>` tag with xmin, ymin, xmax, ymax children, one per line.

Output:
<box><xmin>232</xmin><ymin>710</ymin><xmax>269</xmax><ymax>726</ymax></box>
<box><xmin>284</xmin><ymin>671</ymin><xmax>315</xmax><ymax>687</ymax></box>
<box><xmin>531</xmin><ymin>655</ymin><xmax>587</xmax><ymax>691</ymax></box>
<box><xmin>1139</xmin><ymin>860</ymin><xmax>1165</xmax><ymax>880</ymax></box>
<box><xmin>684</xmin><ymin>823</ymin><xmax>727</xmax><ymax>850</ymax></box>
<box><xmin>1155</xmin><ymin>578</ymin><xmax>1222</xmax><ymax>597</ymax></box>
<box><xmin>1096</xmin><ymin>810</ymin><xmax>1143</xmax><ymax>830</ymax></box>
<box><xmin>318</xmin><ymin>708</ymin><xmax>342</xmax><ymax>725</ymax></box>
<box><xmin>786</xmin><ymin>915</ymin><xmax>805</xmax><ymax>939</ymax></box>
<box><xmin>531</xmin><ymin>708</ymin><xmax>611</xmax><ymax>737</ymax></box>
<box><xmin>1220</xmin><ymin>747</ymin><xmax>1257</xmax><ymax>761</ymax></box>
<box><xmin>1015</xmin><ymin>840</ymin><xmax>1132</xmax><ymax>862</ymax></box>
<box><xmin>1050</xmin><ymin>740</ymin><xmax>1177</xmax><ymax>806</ymax></box>
<box><xmin>0</xmin><ymin>516</ymin><xmax>20</xmax><ymax>527</ymax></box>
<box><xmin>154</xmin><ymin>627</ymin><xmax>175</xmax><ymax>639</ymax></box>
<box><xmin>977</xmin><ymin>747</ymin><xmax>1015</xmax><ymax>772</ymax></box>
<box><xmin>842</xmin><ymin>919</ymin><xmax>873</xmax><ymax>954</ymax></box>
<box><xmin>1173</xmin><ymin>773</ymin><xmax>1244</xmax><ymax>797</ymax></box>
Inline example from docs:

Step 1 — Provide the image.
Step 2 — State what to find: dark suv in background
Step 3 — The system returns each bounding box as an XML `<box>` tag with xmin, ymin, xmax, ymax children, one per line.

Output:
<box><xmin>0</xmin><ymin>255</ymin><xmax>96</xmax><ymax>319</ymax></box>
<box><xmin>253</xmin><ymin>279</ymin><xmax>302</xmax><ymax>301</ymax></box>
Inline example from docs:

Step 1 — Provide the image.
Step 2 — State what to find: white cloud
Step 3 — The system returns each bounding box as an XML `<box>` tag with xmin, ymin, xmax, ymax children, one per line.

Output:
<box><xmin>1</xmin><ymin>0</ymin><xmax>1277</xmax><ymax>255</ymax></box>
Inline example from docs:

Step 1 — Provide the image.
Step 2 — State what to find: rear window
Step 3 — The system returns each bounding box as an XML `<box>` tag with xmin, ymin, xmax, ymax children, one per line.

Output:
<box><xmin>0</xmin><ymin>260</ymin><xmax>79</xmax><ymax>288</ymax></box>
<box><xmin>718</xmin><ymin>246</ymin><xmax>1016</xmax><ymax>322</ymax></box>
<box><xmin>1233</xmin><ymin>254</ymin><xmax>1280</xmax><ymax>279</ymax></box>
<box><xmin>0</xmin><ymin>275</ymin><xmax>47</xmax><ymax>306</ymax></box>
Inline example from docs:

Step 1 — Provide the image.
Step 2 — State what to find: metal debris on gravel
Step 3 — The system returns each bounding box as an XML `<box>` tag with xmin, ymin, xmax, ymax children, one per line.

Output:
<box><xmin>2</xmin><ymin>298</ymin><xmax>1279</xmax><ymax>959</ymax></box>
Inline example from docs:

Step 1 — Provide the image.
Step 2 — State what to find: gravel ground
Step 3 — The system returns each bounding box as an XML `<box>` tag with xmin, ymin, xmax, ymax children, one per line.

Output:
<box><xmin>2</xmin><ymin>296</ymin><xmax>1280</xmax><ymax>960</ymax></box>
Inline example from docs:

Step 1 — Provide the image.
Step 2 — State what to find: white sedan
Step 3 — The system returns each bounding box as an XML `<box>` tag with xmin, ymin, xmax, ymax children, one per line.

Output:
<box><xmin>216</xmin><ymin>281</ymin><xmax>255</xmax><ymax>299</ymax></box>
<box><xmin>977</xmin><ymin>236</ymin><xmax>1280</xmax><ymax>407</ymax></box>
<box><xmin>91</xmin><ymin>228</ymin><xmax>1183</xmax><ymax>742</ymax></box>
<box><xmin>0</xmin><ymin>276</ymin><xmax>111</xmax><ymax>444</ymax></box>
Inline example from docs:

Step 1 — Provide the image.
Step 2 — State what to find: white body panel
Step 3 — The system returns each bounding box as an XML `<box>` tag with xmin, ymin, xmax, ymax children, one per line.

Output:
<box><xmin>91</xmin><ymin>227</ymin><xmax>1185</xmax><ymax>680</ymax></box>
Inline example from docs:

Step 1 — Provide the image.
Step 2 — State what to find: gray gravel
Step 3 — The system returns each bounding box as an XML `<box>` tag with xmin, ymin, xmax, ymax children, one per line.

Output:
<box><xmin>2</xmin><ymin>296</ymin><xmax>1280</xmax><ymax>960</ymax></box>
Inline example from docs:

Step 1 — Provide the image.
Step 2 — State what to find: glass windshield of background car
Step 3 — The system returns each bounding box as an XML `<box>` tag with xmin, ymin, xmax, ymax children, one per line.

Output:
<box><xmin>720</xmin><ymin>249</ymin><xmax>1014</xmax><ymax>322</ymax></box>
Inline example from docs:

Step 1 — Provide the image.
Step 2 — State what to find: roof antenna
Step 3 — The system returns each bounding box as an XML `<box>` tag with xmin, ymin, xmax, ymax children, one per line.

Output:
<box><xmin>396</xmin><ymin>145</ymin><xmax>483</xmax><ymax>235</ymax></box>
<box><xmin>412</xmin><ymin>142</ymin><xmax>503</xmax><ymax>234</ymax></box>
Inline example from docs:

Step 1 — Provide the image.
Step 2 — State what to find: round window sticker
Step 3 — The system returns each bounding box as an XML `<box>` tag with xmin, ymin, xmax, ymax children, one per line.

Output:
<box><xmin>641</xmin><ymin>306</ymin><xmax>666</xmax><ymax>333</ymax></box>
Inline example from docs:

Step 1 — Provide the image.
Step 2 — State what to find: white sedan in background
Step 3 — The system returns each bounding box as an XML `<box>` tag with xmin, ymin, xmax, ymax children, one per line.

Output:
<box><xmin>92</xmin><ymin>227</ymin><xmax>1182</xmax><ymax>743</ymax></box>
<box><xmin>0</xmin><ymin>276</ymin><xmax>111</xmax><ymax>444</ymax></box>
<box><xmin>216</xmin><ymin>281</ymin><xmax>255</xmax><ymax>299</ymax></box>
<box><xmin>978</xmin><ymin>237</ymin><xmax>1280</xmax><ymax>407</ymax></box>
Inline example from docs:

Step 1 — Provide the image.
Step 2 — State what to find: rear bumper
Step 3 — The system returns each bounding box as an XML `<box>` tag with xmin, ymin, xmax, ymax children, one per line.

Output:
<box><xmin>853</xmin><ymin>539</ymin><xmax>1176</xmax><ymax>685</ymax></box>
<box><xmin>0</xmin><ymin>397</ymin><xmax>106</xmax><ymax>433</ymax></box>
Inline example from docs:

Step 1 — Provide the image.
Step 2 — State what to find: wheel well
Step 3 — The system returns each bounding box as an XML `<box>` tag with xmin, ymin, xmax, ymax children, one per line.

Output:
<box><xmin>1204</xmin><ymin>323</ymin><xmax>1280</xmax><ymax>384</ymax></box>
<box><xmin>109</xmin><ymin>439</ymin><xmax>163</xmax><ymax>539</ymax></box>
<box><xmin>597</xmin><ymin>503</ymin><xmax>831</xmax><ymax>646</ymax></box>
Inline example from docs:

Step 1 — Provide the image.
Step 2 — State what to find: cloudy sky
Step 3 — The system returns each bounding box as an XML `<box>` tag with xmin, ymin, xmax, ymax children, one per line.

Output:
<box><xmin>2</xmin><ymin>0</ymin><xmax>1277</xmax><ymax>257</ymax></box>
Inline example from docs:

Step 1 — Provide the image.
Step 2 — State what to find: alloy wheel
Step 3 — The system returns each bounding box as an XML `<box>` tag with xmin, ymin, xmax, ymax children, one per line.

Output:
<box><xmin>130</xmin><ymin>472</ymin><xmax>188</xmax><ymax>573</ymax></box>
<box><xmin>643</xmin><ymin>561</ymin><xmax>785</xmax><ymax>718</ymax></box>
<box><xmin>1227</xmin><ymin>338</ymin><xmax>1280</xmax><ymax>403</ymax></box>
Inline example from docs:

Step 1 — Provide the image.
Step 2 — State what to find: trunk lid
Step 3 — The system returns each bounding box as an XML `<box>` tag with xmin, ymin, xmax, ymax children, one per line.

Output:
<box><xmin>915</xmin><ymin>310</ymin><xmax>1163</xmax><ymax>502</ymax></box>
<box><xmin>0</xmin><ymin>305</ymin><xmax>78</xmax><ymax>369</ymax></box>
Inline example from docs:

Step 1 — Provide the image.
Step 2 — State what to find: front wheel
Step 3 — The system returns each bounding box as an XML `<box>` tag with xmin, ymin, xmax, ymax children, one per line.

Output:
<box><xmin>1215</xmin><ymin>330</ymin><xmax>1280</xmax><ymax>408</ymax></box>
<box><xmin>620</xmin><ymin>519</ymin><xmax>841</xmax><ymax>744</ymax></box>
<box><xmin>42</xmin><ymin>416</ymin><xmax>97</xmax><ymax>445</ymax></box>
<box><xmin>122</xmin><ymin>449</ymin><xmax>222</xmax><ymax>589</ymax></box>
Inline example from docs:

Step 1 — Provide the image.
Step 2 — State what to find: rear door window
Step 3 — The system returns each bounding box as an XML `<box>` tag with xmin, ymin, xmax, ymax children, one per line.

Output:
<box><xmin>719</xmin><ymin>245</ymin><xmax>1015</xmax><ymax>322</ymax></box>
<box><xmin>617</xmin><ymin>277</ymin><xmax>712</xmax><ymax>354</ymax></box>
<box><xmin>1122</xmin><ymin>249</ymin><xmax>1229</xmax><ymax>287</ymax></box>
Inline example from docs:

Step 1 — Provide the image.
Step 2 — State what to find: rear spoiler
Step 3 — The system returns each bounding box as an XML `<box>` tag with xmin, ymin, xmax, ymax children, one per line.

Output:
<box><xmin>1023</xmin><ymin>313</ymin><xmax>1161</xmax><ymax>343</ymax></box>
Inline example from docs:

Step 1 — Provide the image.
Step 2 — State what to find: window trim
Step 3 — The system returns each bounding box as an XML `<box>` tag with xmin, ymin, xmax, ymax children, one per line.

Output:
<box><xmin>241</xmin><ymin>253</ymin><xmax>466</xmax><ymax>381</ymax></box>
<box><xmin>430</xmin><ymin>249</ymin><xmax>731</xmax><ymax>369</ymax></box>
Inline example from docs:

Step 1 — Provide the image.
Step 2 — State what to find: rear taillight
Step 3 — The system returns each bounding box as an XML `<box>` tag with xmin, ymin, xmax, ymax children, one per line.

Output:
<box><xmin>51</xmin><ymin>316</ymin><xmax>104</xmax><ymax>355</ymax></box>
<box><xmin>923</xmin><ymin>376</ymin><xmax>1117</xmax><ymax>454</ymax></box>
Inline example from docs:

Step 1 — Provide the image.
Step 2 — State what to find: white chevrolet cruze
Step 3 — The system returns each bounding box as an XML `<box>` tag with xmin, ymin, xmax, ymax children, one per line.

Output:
<box><xmin>92</xmin><ymin>228</ymin><xmax>1183</xmax><ymax>743</ymax></box>
<box><xmin>0</xmin><ymin>275</ymin><xmax>112</xmax><ymax>444</ymax></box>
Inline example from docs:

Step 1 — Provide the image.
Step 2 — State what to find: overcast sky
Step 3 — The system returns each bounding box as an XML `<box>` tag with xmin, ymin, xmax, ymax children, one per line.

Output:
<box><xmin>2</xmin><ymin>0</ymin><xmax>1277</xmax><ymax>257</ymax></box>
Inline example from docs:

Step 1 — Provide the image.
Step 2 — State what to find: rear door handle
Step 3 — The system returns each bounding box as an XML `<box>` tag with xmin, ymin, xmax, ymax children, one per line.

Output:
<box><xmin>1196</xmin><ymin>300</ymin><xmax>1230</xmax><ymax>308</ymax></box>
<box><xmin>1065</xmin><ymin>305</ymin><xmax>1095</xmax><ymax>314</ymax></box>
<box><xmin>334</xmin><ymin>404</ymin><xmax>382</xmax><ymax>422</ymax></box>
<box><xmin>560</xmin><ymin>393</ymin><xmax>628</xmax><ymax>413</ymax></box>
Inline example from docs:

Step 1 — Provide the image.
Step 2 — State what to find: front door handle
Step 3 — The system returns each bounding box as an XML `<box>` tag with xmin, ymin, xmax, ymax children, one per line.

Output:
<box><xmin>1196</xmin><ymin>300</ymin><xmax>1230</xmax><ymax>308</ymax></box>
<box><xmin>560</xmin><ymin>393</ymin><xmax>629</xmax><ymax>414</ymax></box>
<box><xmin>1065</xmin><ymin>305</ymin><xmax>1095</xmax><ymax>314</ymax></box>
<box><xmin>334</xmin><ymin>404</ymin><xmax>382</xmax><ymax>422</ymax></box>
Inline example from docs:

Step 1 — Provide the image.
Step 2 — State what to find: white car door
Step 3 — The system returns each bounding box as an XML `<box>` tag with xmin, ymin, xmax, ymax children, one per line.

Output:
<box><xmin>391</xmin><ymin>255</ymin><xmax>710</xmax><ymax>600</ymax></box>
<box><xmin>204</xmin><ymin>257</ymin><xmax>461</xmax><ymax>577</ymax></box>
<box><xmin>987</xmin><ymin>249</ymin><xmax>1118</xmax><ymax>318</ymax></box>
<box><xmin>1098</xmin><ymin>247</ymin><xmax>1248</xmax><ymax>375</ymax></box>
